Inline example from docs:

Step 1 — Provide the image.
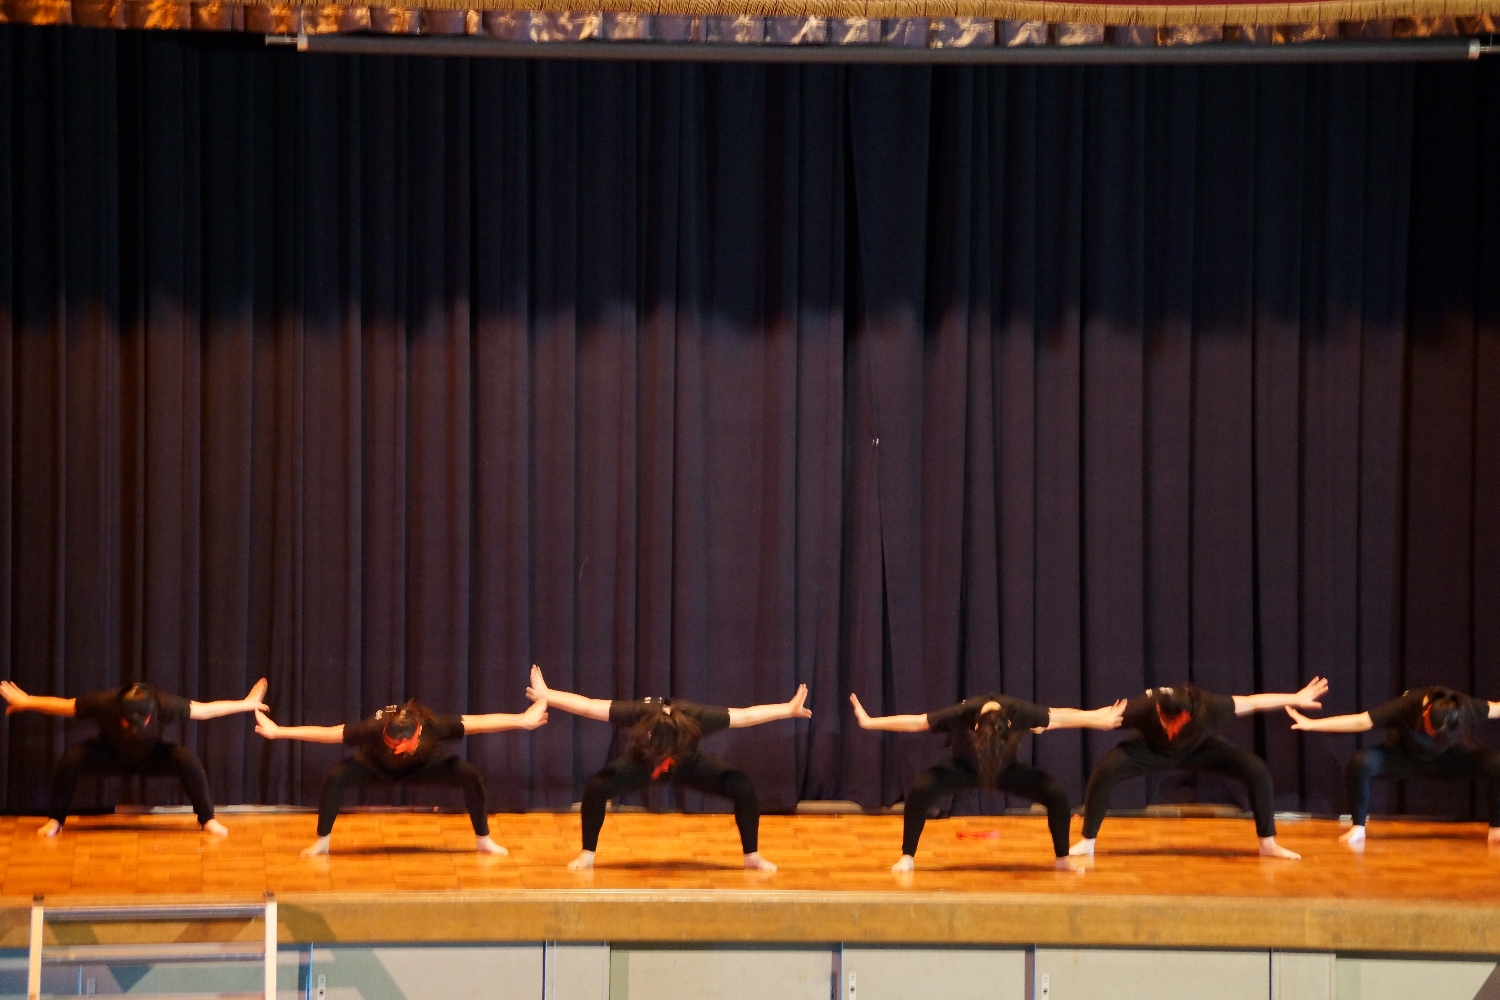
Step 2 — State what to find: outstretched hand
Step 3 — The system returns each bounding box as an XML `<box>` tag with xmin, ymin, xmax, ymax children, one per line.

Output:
<box><xmin>849</xmin><ymin>693</ymin><xmax>873</xmax><ymax>729</ymax></box>
<box><xmin>242</xmin><ymin>678</ymin><xmax>269</xmax><ymax>713</ymax></box>
<box><xmin>526</xmin><ymin>664</ymin><xmax>550</xmax><ymax>704</ymax></box>
<box><xmin>1102</xmin><ymin>698</ymin><xmax>1127</xmax><ymax>729</ymax></box>
<box><xmin>786</xmin><ymin>684</ymin><xmax>812</xmax><ymax>719</ymax></box>
<box><xmin>1293</xmin><ymin>676</ymin><xmax>1329</xmax><ymax>710</ymax></box>
<box><xmin>0</xmin><ymin>680</ymin><xmax>28</xmax><ymax>715</ymax></box>
<box><xmin>519</xmin><ymin>697</ymin><xmax>549</xmax><ymax>730</ymax></box>
<box><xmin>253</xmin><ymin>710</ymin><xmax>281</xmax><ymax>740</ymax></box>
<box><xmin>1285</xmin><ymin>706</ymin><xmax>1315</xmax><ymax>730</ymax></box>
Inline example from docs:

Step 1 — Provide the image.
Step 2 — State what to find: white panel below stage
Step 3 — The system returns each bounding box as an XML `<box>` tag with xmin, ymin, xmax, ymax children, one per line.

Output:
<box><xmin>1334</xmin><ymin>956</ymin><xmax>1499</xmax><ymax>1000</ymax></box>
<box><xmin>841</xmin><ymin>945</ymin><xmax>1027</xmax><ymax>1000</ymax></box>
<box><xmin>608</xmin><ymin>945</ymin><xmax>835</xmax><ymax>1000</ymax></box>
<box><xmin>1032</xmin><ymin>947</ymin><xmax>1270</xmax><ymax>1000</ymax></box>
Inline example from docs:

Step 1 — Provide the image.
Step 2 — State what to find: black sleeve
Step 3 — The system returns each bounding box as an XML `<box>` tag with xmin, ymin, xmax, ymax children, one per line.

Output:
<box><xmin>428</xmin><ymin>714</ymin><xmax>466</xmax><ymax>741</ymax></box>
<box><xmin>1202</xmin><ymin>693</ymin><xmax>1237</xmax><ymax>729</ymax></box>
<box><xmin>608</xmin><ymin>700</ymin><xmax>649</xmax><ymax>726</ymax></box>
<box><xmin>924</xmin><ymin>701</ymin><xmax>969</xmax><ymax>733</ymax></box>
<box><xmin>72</xmin><ymin>690</ymin><xmax>115</xmax><ymax>722</ymax></box>
<box><xmin>1002</xmin><ymin>696</ymin><xmax>1050</xmax><ymax>732</ymax></box>
<box><xmin>1120</xmin><ymin>693</ymin><xmax>1156</xmax><ymax>732</ymax></box>
<box><xmin>342</xmin><ymin>718</ymin><xmax>381</xmax><ymax>746</ymax></box>
<box><xmin>678</xmin><ymin>701</ymin><xmax>732</xmax><ymax>736</ymax></box>
<box><xmin>1366</xmin><ymin>693</ymin><xmax>1416</xmax><ymax>730</ymax></box>
<box><xmin>157</xmin><ymin>692</ymin><xmax>192</xmax><ymax>725</ymax></box>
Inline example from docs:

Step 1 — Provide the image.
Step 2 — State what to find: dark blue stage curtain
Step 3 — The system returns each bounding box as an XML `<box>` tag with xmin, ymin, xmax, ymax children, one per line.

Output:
<box><xmin>0</xmin><ymin>26</ymin><xmax>1497</xmax><ymax>824</ymax></box>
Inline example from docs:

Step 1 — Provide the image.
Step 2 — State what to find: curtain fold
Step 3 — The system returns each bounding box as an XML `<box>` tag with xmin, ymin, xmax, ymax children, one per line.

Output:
<box><xmin>1</xmin><ymin>25</ymin><xmax>1498</xmax><ymax>823</ymax></box>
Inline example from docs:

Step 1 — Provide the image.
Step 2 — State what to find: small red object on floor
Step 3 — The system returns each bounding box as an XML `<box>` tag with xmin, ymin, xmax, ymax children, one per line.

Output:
<box><xmin>956</xmin><ymin>829</ymin><xmax>1001</xmax><ymax>840</ymax></box>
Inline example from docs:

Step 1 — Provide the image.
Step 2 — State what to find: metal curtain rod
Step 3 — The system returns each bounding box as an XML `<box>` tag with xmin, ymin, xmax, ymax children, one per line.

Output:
<box><xmin>277</xmin><ymin>33</ymin><xmax>1491</xmax><ymax>63</ymax></box>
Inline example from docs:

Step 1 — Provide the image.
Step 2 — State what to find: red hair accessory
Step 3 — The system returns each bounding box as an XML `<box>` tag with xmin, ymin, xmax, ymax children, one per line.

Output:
<box><xmin>1156</xmin><ymin>704</ymin><xmax>1191</xmax><ymax>740</ymax></box>
<box><xmin>120</xmin><ymin>713</ymin><xmax>153</xmax><ymax>729</ymax></box>
<box><xmin>651</xmin><ymin>756</ymin><xmax>675</xmax><ymax>779</ymax></box>
<box><xmin>1422</xmin><ymin>703</ymin><xmax>1437</xmax><ymax>736</ymax></box>
<box><xmin>382</xmin><ymin>722</ymin><xmax>423</xmax><ymax>756</ymax></box>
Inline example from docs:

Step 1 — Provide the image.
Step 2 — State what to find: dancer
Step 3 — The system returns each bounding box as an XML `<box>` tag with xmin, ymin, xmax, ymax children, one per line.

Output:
<box><xmin>254</xmin><ymin>697</ymin><xmax>548</xmax><ymax>857</ymax></box>
<box><xmin>1287</xmin><ymin>686</ymin><xmax>1500</xmax><ymax>845</ymax></box>
<box><xmin>526</xmin><ymin>665</ymin><xmax>811</xmax><ymax>872</ymax></box>
<box><xmin>849</xmin><ymin>692</ymin><xmax>1126</xmax><ymax>873</ymax></box>
<box><xmin>1070</xmin><ymin>677</ymin><xmax>1329</xmax><ymax>861</ymax></box>
<box><xmin>0</xmin><ymin>677</ymin><xmax>269</xmax><ymax>837</ymax></box>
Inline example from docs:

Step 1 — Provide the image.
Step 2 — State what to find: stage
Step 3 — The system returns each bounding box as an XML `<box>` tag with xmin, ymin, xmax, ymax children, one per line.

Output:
<box><xmin>0</xmin><ymin>811</ymin><xmax>1496</xmax><ymax>956</ymax></box>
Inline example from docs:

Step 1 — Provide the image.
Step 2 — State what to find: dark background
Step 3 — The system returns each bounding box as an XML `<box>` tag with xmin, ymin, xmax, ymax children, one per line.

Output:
<box><xmin>1</xmin><ymin>25</ymin><xmax>1497</xmax><ymax>824</ymax></box>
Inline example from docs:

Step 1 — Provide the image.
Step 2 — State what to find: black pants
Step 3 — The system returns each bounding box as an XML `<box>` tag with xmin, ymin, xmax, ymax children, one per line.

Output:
<box><xmin>580</xmin><ymin>752</ymin><xmax>760</xmax><ymax>853</ymax></box>
<box><xmin>1081</xmin><ymin>736</ymin><xmax>1276</xmax><ymax>839</ymax></box>
<box><xmin>316</xmin><ymin>754</ymin><xmax>490</xmax><ymax>837</ymax></box>
<box><xmin>902</xmin><ymin>757</ymin><xmax>1072</xmax><ymax>858</ymax></box>
<box><xmin>1347</xmin><ymin>743</ymin><xmax>1500</xmax><ymax>827</ymax></box>
<box><xmin>49</xmin><ymin>738</ymin><xmax>215</xmax><ymax>828</ymax></box>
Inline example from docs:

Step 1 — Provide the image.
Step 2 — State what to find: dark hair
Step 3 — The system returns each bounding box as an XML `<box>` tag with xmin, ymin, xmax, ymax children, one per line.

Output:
<box><xmin>119</xmin><ymin>683</ymin><xmax>158</xmax><ymax>727</ymax></box>
<box><xmin>1423</xmin><ymin>687</ymin><xmax>1463</xmax><ymax>735</ymax></box>
<box><xmin>379</xmin><ymin>700</ymin><xmax>432</xmax><ymax>743</ymax></box>
<box><xmin>1156</xmin><ymin>683</ymin><xmax>1197</xmax><ymax>719</ymax></box>
<box><xmin>970</xmin><ymin>706</ymin><xmax>1014</xmax><ymax>785</ymax></box>
<box><xmin>629</xmin><ymin>704</ymin><xmax>702</xmax><ymax>766</ymax></box>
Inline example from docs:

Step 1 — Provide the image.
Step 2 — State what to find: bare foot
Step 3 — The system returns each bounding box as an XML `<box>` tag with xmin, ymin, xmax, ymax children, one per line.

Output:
<box><xmin>203</xmin><ymin>819</ymin><xmax>229</xmax><ymax>838</ymax></box>
<box><xmin>1055</xmin><ymin>856</ymin><xmax>1087</xmax><ymax>873</ymax></box>
<box><xmin>567</xmin><ymin>850</ymin><xmax>596</xmax><ymax>870</ymax></box>
<box><xmin>1259</xmin><ymin>837</ymin><xmax>1300</xmax><ymax>860</ymax></box>
<box><xmin>476</xmin><ymin>836</ymin><xmax>508</xmax><ymax>856</ymax></box>
<box><xmin>1069</xmin><ymin>838</ymin><xmax>1096</xmax><ymax>857</ymax></box>
<box><xmin>36</xmin><ymin>820</ymin><xmax>60</xmax><ymax>838</ymax></box>
<box><xmin>1339</xmin><ymin>825</ymin><xmax>1366</xmax><ymax>846</ymax></box>
<box><xmin>1487</xmin><ymin>827</ymin><xmax>1500</xmax><ymax>845</ymax></box>
<box><xmin>300</xmin><ymin>836</ymin><xmax>331</xmax><ymax>858</ymax></box>
<box><xmin>743</xmin><ymin>852</ymin><xmax>777</xmax><ymax>872</ymax></box>
<box><xmin>890</xmin><ymin>854</ymin><xmax>915</xmax><ymax>874</ymax></box>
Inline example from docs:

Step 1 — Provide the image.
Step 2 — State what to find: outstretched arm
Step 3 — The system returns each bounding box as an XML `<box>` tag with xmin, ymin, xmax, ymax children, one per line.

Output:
<box><xmin>526</xmin><ymin>665</ymin><xmax>611</xmax><ymax>722</ymax></box>
<box><xmin>1489</xmin><ymin>701</ymin><xmax>1500</xmax><ymax>720</ymax></box>
<box><xmin>848</xmin><ymin>693</ymin><xmax>929</xmax><ymax>732</ymax></box>
<box><xmin>0</xmin><ymin>681</ymin><xmax>76</xmax><ymax>717</ymax></box>
<box><xmin>254</xmin><ymin>710</ymin><xmax>345</xmax><ymax>744</ymax></box>
<box><xmin>1043</xmin><ymin>700</ymin><xmax>1127</xmax><ymax>732</ymax></box>
<box><xmin>1285</xmin><ymin>706</ymin><xmax>1373</xmax><ymax>733</ymax></box>
<box><xmin>1233</xmin><ymin>676</ymin><xmax>1328</xmax><ymax>716</ymax></box>
<box><xmin>462</xmin><ymin>697</ymin><xmax>549</xmax><ymax>734</ymax></box>
<box><xmin>190</xmin><ymin>678</ymin><xmax>269</xmax><ymax>721</ymax></box>
<box><xmin>730</xmin><ymin>685</ymin><xmax>812</xmax><ymax>728</ymax></box>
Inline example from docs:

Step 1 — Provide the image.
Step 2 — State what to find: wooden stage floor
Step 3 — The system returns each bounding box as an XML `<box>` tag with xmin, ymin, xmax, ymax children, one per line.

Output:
<box><xmin>0</xmin><ymin>811</ymin><xmax>1497</xmax><ymax>955</ymax></box>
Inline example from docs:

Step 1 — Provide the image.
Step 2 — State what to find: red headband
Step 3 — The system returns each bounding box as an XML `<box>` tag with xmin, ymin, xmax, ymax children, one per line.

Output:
<box><xmin>382</xmin><ymin>722</ymin><xmax>423</xmax><ymax>755</ymax></box>
<box><xmin>1156</xmin><ymin>703</ymin><xmax>1191</xmax><ymax>740</ymax></box>
<box><xmin>1422</xmin><ymin>702</ymin><xmax>1438</xmax><ymax>737</ymax></box>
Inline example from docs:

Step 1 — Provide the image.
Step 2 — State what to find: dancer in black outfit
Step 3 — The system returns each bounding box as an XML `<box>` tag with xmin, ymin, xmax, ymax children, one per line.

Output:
<box><xmin>254</xmin><ymin>697</ymin><xmax>548</xmax><ymax>857</ymax></box>
<box><xmin>1287</xmin><ymin>686</ymin><xmax>1500</xmax><ymax>846</ymax></box>
<box><xmin>0</xmin><ymin>677</ymin><xmax>269</xmax><ymax>838</ymax></box>
<box><xmin>526</xmin><ymin>665</ymin><xmax>811</xmax><ymax>872</ymax></box>
<box><xmin>849</xmin><ymin>692</ymin><xmax>1126</xmax><ymax>873</ymax></box>
<box><xmin>1070</xmin><ymin>677</ymin><xmax>1329</xmax><ymax>861</ymax></box>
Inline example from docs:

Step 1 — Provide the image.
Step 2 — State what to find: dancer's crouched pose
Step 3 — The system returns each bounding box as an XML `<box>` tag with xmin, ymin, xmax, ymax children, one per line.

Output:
<box><xmin>849</xmin><ymin>692</ymin><xmax>1126</xmax><ymax>873</ymax></box>
<box><xmin>254</xmin><ymin>697</ymin><xmax>548</xmax><ymax>857</ymax></box>
<box><xmin>527</xmin><ymin>665</ymin><xmax>811</xmax><ymax>872</ymax></box>
<box><xmin>1287</xmin><ymin>686</ymin><xmax>1500</xmax><ymax>845</ymax></box>
<box><xmin>0</xmin><ymin>678</ymin><xmax>268</xmax><ymax>837</ymax></box>
<box><xmin>1070</xmin><ymin>677</ymin><xmax>1329</xmax><ymax>861</ymax></box>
